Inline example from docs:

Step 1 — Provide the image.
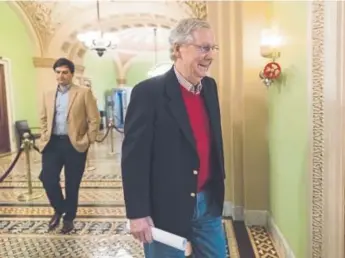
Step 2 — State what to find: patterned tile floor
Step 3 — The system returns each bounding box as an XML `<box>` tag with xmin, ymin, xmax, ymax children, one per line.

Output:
<box><xmin>0</xmin><ymin>130</ymin><xmax>279</xmax><ymax>257</ymax></box>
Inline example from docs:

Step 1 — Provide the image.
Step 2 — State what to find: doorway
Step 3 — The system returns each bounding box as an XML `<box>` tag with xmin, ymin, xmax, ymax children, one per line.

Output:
<box><xmin>0</xmin><ymin>63</ymin><xmax>11</xmax><ymax>153</ymax></box>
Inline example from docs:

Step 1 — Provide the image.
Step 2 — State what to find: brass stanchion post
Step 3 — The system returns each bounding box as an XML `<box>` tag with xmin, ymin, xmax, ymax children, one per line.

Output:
<box><xmin>17</xmin><ymin>133</ymin><xmax>43</xmax><ymax>202</ymax></box>
<box><xmin>108</xmin><ymin>120</ymin><xmax>115</xmax><ymax>155</ymax></box>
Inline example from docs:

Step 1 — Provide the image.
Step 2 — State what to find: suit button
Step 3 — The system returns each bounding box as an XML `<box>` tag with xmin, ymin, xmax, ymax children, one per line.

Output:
<box><xmin>190</xmin><ymin>193</ymin><xmax>196</xmax><ymax>197</ymax></box>
<box><xmin>193</xmin><ymin>170</ymin><xmax>198</xmax><ymax>175</ymax></box>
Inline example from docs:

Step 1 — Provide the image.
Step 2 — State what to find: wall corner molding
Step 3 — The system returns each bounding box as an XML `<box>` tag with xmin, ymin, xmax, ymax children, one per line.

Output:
<box><xmin>268</xmin><ymin>215</ymin><xmax>296</xmax><ymax>258</ymax></box>
<box><xmin>223</xmin><ymin>201</ymin><xmax>244</xmax><ymax>221</ymax></box>
<box><xmin>244</xmin><ymin>210</ymin><xmax>268</xmax><ymax>226</ymax></box>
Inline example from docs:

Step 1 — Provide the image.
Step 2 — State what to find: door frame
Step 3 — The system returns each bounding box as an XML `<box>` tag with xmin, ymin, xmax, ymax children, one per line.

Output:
<box><xmin>0</xmin><ymin>58</ymin><xmax>16</xmax><ymax>152</ymax></box>
<box><xmin>309</xmin><ymin>1</ymin><xmax>345</xmax><ymax>257</ymax></box>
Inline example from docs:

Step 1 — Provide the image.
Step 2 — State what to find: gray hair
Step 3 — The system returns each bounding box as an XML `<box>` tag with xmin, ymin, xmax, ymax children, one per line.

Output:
<box><xmin>168</xmin><ymin>18</ymin><xmax>211</xmax><ymax>61</ymax></box>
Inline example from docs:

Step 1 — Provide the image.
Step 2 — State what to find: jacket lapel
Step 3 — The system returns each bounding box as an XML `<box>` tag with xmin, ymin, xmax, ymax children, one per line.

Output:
<box><xmin>47</xmin><ymin>90</ymin><xmax>57</xmax><ymax>115</ymax></box>
<box><xmin>47</xmin><ymin>89</ymin><xmax>57</xmax><ymax>132</ymax></box>
<box><xmin>67</xmin><ymin>84</ymin><xmax>78</xmax><ymax>117</ymax></box>
<box><xmin>164</xmin><ymin>68</ymin><xmax>197</xmax><ymax>153</ymax></box>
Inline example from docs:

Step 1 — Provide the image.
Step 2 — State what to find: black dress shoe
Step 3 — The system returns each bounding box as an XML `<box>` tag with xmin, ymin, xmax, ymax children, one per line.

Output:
<box><xmin>61</xmin><ymin>220</ymin><xmax>74</xmax><ymax>234</ymax></box>
<box><xmin>48</xmin><ymin>213</ymin><xmax>62</xmax><ymax>230</ymax></box>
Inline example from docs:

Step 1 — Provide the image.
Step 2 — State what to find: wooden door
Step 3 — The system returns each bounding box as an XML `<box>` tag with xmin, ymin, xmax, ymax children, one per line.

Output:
<box><xmin>0</xmin><ymin>64</ymin><xmax>10</xmax><ymax>153</ymax></box>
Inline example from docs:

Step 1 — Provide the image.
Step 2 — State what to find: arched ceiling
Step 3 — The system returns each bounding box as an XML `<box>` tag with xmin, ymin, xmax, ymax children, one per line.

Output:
<box><xmin>63</xmin><ymin>13</ymin><xmax>178</xmax><ymax>58</ymax></box>
<box><xmin>17</xmin><ymin>1</ymin><xmax>207</xmax><ymax>59</ymax></box>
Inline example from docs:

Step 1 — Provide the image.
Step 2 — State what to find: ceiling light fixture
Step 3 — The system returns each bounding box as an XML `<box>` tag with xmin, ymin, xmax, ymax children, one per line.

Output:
<box><xmin>77</xmin><ymin>0</ymin><xmax>118</xmax><ymax>57</ymax></box>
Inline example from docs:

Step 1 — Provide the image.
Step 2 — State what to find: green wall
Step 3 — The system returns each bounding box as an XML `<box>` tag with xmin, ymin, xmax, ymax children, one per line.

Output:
<box><xmin>83</xmin><ymin>51</ymin><xmax>118</xmax><ymax>110</ymax></box>
<box><xmin>269</xmin><ymin>2</ymin><xmax>308</xmax><ymax>257</ymax></box>
<box><xmin>126</xmin><ymin>50</ymin><xmax>171</xmax><ymax>86</ymax></box>
<box><xmin>83</xmin><ymin>50</ymin><xmax>171</xmax><ymax>110</ymax></box>
<box><xmin>127</xmin><ymin>60</ymin><xmax>155</xmax><ymax>86</ymax></box>
<box><xmin>0</xmin><ymin>2</ymin><xmax>37</xmax><ymax>125</ymax></box>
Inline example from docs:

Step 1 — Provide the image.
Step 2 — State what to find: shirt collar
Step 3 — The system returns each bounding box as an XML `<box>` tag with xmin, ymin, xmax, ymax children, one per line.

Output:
<box><xmin>174</xmin><ymin>66</ymin><xmax>202</xmax><ymax>94</ymax></box>
<box><xmin>57</xmin><ymin>84</ymin><xmax>71</xmax><ymax>93</ymax></box>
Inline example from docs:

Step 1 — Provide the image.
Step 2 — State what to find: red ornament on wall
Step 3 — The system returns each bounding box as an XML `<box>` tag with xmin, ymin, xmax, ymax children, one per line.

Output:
<box><xmin>263</xmin><ymin>62</ymin><xmax>281</xmax><ymax>79</ymax></box>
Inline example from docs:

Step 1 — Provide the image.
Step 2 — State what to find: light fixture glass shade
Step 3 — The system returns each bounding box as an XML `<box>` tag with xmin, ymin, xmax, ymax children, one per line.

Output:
<box><xmin>77</xmin><ymin>31</ymin><xmax>119</xmax><ymax>49</ymax></box>
<box><xmin>148</xmin><ymin>62</ymin><xmax>173</xmax><ymax>78</ymax></box>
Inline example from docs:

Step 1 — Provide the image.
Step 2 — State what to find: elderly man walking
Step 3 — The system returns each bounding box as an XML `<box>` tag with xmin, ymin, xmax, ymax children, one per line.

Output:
<box><xmin>121</xmin><ymin>18</ymin><xmax>226</xmax><ymax>257</ymax></box>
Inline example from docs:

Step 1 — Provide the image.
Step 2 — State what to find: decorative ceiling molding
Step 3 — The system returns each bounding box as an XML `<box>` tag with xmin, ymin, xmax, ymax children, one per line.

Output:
<box><xmin>184</xmin><ymin>1</ymin><xmax>207</xmax><ymax>19</ymax></box>
<box><xmin>64</xmin><ymin>13</ymin><xmax>176</xmax><ymax>53</ymax></box>
<box><xmin>17</xmin><ymin>1</ymin><xmax>207</xmax><ymax>58</ymax></box>
<box><xmin>6</xmin><ymin>2</ymin><xmax>43</xmax><ymax>56</ymax></box>
<box><xmin>17</xmin><ymin>2</ymin><xmax>56</xmax><ymax>54</ymax></box>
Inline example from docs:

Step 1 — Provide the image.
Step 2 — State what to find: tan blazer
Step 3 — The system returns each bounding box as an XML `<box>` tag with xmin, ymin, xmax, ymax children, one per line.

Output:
<box><xmin>39</xmin><ymin>84</ymin><xmax>100</xmax><ymax>153</ymax></box>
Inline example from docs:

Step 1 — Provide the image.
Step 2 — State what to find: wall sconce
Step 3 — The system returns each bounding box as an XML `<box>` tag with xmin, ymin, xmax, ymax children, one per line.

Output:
<box><xmin>259</xmin><ymin>28</ymin><xmax>282</xmax><ymax>87</ymax></box>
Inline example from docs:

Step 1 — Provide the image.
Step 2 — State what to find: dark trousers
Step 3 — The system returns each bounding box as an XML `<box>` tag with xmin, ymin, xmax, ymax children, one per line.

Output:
<box><xmin>39</xmin><ymin>135</ymin><xmax>87</xmax><ymax>221</ymax></box>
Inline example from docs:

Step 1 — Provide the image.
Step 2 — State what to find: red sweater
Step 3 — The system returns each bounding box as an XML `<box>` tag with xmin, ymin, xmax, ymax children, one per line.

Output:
<box><xmin>181</xmin><ymin>86</ymin><xmax>211</xmax><ymax>192</ymax></box>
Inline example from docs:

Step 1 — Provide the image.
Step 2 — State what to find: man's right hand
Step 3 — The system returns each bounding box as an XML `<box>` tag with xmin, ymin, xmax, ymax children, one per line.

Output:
<box><xmin>129</xmin><ymin>216</ymin><xmax>154</xmax><ymax>244</ymax></box>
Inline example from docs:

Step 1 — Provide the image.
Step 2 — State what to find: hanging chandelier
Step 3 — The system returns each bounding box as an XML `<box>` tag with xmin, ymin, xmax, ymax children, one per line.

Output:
<box><xmin>147</xmin><ymin>27</ymin><xmax>172</xmax><ymax>78</ymax></box>
<box><xmin>77</xmin><ymin>31</ymin><xmax>118</xmax><ymax>57</ymax></box>
<box><xmin>77</xmin><ymin>0</ymin><xmax>118</xmax><ymax>57</ymax></box>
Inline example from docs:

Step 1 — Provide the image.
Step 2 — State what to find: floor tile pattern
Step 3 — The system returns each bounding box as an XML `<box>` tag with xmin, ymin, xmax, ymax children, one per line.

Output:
<box><xmin>0</xmin><ymin>133</ymin><xmax>278</xmax><ymax>257</ymax></box>
<box><xmin>0</xmin><ymin>235</ymin><xmax>144</xmax><ymax>258</ymax></box>
<box><xmin>248</xmin><ymin>225</ymin><xmax>280</xmax><ymax>258</ymax></box>
<box><xmin>0</xmin><ymin>206</ymin><xmax>126</xmax><ymax>218</ymax></box>
<box><xmin>0</xmin><ymin>220</ymin><xmax>234</xmax><ymax>258</ymax></box>
<box><xmin>0</xmin><ymin>188</ymin><xmax>124</xmax><ymax>205</ymax></box>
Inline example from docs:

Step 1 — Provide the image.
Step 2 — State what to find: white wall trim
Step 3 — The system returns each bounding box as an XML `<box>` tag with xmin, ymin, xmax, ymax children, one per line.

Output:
<box><xmin>0</xmin><ymin>57</ymin><xmax>16</xmax><ymax>152</ymax></box>
<box><xmin>222</xmin><ymin>201</ymin><xmax>244</xmax><ymax>221</ymax></box>
<box><xmin>268</xmin><ymin>215</ymin><xmax>296</xmax><ymax>258</ymax></box>
<box><xmin>244</xmin><ymin>209</ymin><xmax>268</xmax><ymax>226</ymax></box>
<box><xmin>322</xmin><ymin>1</ymin><xmax>345</xmax><ymax>257</ymax></box>
<box><xmin>306</xmin><ymin>1</ymin><xmax>313</xmax><ymax>257</ymax></box>
<box><xmin>222</xmin><ymin>201</ymin><xmax>232</xmax><ymax>217</ymax></box>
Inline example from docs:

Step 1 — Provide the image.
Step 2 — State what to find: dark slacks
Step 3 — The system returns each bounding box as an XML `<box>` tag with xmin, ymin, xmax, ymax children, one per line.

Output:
<box><xmin>39</xmin><ymin>135</ymin><xmax>87</xmax><ymax>221</ymax></box>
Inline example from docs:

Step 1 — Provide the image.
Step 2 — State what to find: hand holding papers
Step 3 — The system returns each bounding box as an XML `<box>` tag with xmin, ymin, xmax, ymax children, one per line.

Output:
<box><xmin>151</xmin><ymin>226</ymin><xmax>188</xmax><ymax>251</ymax></box>
<box><xmin>126</xmin><ymin>220</ymin><xmax>188</xmax><ymax>251</ymax></box>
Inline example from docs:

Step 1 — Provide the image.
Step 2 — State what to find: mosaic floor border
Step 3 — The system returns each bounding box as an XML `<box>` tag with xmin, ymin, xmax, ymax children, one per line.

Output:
<box><xmin>224</xmin><ymin>220</ymin><xmax>240</xmax><ymax>258</ymax></box>
<box><xmin>4</xmin><ymin>173</ymin><xmax>123</xmax><ymax>181</ymax></box>
<box><xmin>0</xmin><ymin>217</ymin><xmax>129</xmax><ymax>236</ymax></box>
<box><xmin>0</xmin><ymin>234</ymin><xmax>144</xmax><ymax>258</ymax></box>
<box><xmin>0</xmin><ymin>206</ymin><xmax>126</xmax><ymax>218</ymax></box>
<box><xmin>0</xmin><ymin>180</ymin><xmax>123</xmax><ymax>188</ymax></box>
<box><xmin>247</xmin><ymin>225</ymin><xmax>280</xmax><ymax>258</ymax></box>
<box><xmin>0</xmin><ymin>188</ymin><xmax>124</xmax><ymax>205</ymax></box>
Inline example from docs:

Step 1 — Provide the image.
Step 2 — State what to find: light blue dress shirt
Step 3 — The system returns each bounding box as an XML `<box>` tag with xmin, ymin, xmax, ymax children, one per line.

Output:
<box><xmin>52</xmin><ymin>86</ymin><xmax>69</xmax><ymax>135</ymax></box>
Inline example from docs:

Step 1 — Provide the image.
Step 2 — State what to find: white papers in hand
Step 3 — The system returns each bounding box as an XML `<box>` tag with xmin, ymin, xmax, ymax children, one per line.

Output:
<box><xmin>126</xmin><ymin>221</ymin><xmax>187</xmax><ymax>251</ymax></box>
<box><xmin>151</xmin><ymin>227</ymin><xmax>187</xmax><ymax>251</ymax></box>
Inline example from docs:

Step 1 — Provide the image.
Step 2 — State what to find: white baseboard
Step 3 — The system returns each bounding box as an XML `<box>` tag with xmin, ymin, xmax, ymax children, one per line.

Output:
<box><xmin>244</xmin><ymin>210</ymin><xmax>268</xmax><ymax>226</ymax></box>
<box><xmin>222</xmin><ymin>201</ymin><xmax>244</xmax><ymax>220</ymax></box>
<box><xmin>268</xmin><ymin>215</ymin><xmax>296</xmax><ymax>258</ymax></box>
<box><xmin>233</xmin><ymin>205</ymin><xmax>244</xmax><ymax>221</ymax></box>
<box><xmin>222</xmin><ymin>201</ymin><xmax>232</xmax><ymax>217</ymax></box>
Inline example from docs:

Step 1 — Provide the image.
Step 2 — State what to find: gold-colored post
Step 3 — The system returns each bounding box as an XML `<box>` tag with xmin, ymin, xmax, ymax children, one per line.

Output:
<box><xmin>109</xmin><ymin>120</ymin><xmax>115</xmax><ymax>155</ymax></box>
<box><xmin>17</xmin><ymin>133</ymin><xmax>43</xmax><ymax>202</ymax></box>
<box><xmin>24</xmin><ymin>137</ymin><xmax>32</xmax><ymax>195</ymax></box>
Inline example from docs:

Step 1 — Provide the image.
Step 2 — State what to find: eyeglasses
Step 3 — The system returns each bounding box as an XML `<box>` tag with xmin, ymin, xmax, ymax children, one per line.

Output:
<box><xmin>191</xmin><ymin>44</ymin><xmax>219</xmax><ymax>54</ymax></box>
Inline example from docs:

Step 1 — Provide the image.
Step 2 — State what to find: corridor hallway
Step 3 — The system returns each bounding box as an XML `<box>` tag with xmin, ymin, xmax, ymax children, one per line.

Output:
<box><xmin>0</xmin><ymin>130</ymin><xmax>278</xmax><ymax>258</ymax></box>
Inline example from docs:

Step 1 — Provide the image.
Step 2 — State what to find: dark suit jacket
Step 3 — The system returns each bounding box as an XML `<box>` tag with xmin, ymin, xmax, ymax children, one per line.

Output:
<box><xmin>121</xmin><ymin>67</ymin><xmax>225</xmax><ymax>239</ymax></box>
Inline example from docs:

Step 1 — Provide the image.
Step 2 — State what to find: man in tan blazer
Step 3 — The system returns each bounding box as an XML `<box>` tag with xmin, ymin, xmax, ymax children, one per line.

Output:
<box><xmin>38</xmin><ymin>58</ymin><xmax>100</xmax><ymax>234</ymax></box>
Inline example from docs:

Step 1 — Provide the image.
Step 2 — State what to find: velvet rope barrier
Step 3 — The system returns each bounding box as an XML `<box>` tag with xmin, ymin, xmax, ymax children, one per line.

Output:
<box><xmin>0</xmin><ymin>147</ymin><xmax>24</xmax><ymax>183</ymax></box>
<box><xmin>95</xmin><ymin>125</ymin><xmax>111</xmax><ymax>143</ymax></box>
<box><xmin>17</xmin><ymin>132</ymin><xmax>43</xmax><ymax>202</ymax></box>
